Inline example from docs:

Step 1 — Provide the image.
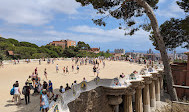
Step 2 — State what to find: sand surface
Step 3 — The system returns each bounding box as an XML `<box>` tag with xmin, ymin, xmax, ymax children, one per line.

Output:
<box><xmin>0</xmin><ymin>59</ymin><xmax>143</xmax><ymax>112</ymax></box>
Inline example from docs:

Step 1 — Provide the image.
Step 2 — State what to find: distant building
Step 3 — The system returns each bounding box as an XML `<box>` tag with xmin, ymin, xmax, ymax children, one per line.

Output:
<box><xmin>49</xmin><ymin>39</ymin><xmax>76</xmax><ymax>49</ymax></box>
<box><xmin>89</xmin><ymin>48</ymin><xmax>100</xmax><ymax>54</ymax></box>
<box><xmin>144</xmin><ymin>48</ymin><xmax>156</xmax><ymax>61</ymax></box>
<box><xmin>114</xmin><ymin>49</ymin><xmax>125</xmax><ymax>55</ymax></box>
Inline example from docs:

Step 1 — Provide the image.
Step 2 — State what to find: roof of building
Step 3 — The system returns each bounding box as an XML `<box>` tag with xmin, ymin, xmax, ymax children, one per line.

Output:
<box><xmin>52</xmin><ymin>41</ymin><xmax>65</xmax><ymax>43</ymax></box>
<box><xmin>91</xmin><ymin>48</ymin><xmax>100</xmax><ymax>50</ymax></box>
<box><xmin>8</xmin><ymin>51</ymin><xmax>14</xmax><ymax>55</ymax></box>
<box><xmin>184</xmin><ymin>52</ymin><xmax>189</xmax><ymax>55</ymax></box>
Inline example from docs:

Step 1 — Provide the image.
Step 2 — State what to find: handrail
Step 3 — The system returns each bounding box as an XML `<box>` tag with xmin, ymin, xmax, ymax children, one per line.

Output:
<box><xmin>172</xmin><ymin>101</ymin><xmax>189</xmax><ymax>105</ymax></box>
<box><xmin>173</xmin><ymin>85</ymin><xmax>189</xmax><ymax>89</ymax></box>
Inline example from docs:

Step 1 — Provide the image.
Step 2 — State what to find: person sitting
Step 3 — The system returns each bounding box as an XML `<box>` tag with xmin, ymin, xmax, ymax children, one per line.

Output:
<box><xmin>59</xmin><ymin>86</ymin><xmax>65</xmax><ymax>93</ymax></box>
<box><xmin>65</xmin><ymin>83</ymin><xmax>71</xmax><ymax>91</ymax></box>
<box><xmin>120</xmin><ymin>73</ymin><xmax>125</xmax><ymax>78</ymax></box>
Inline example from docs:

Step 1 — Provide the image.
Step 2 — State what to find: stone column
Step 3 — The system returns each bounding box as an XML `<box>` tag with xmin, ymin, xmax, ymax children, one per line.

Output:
<box><xmin>124</xmin><ymin>89</ymin><xmax>135</xmax><ymax>112</ymax></box>
<box><xmin>155</xmin><ymin>77</ymin><xmax>160</xmax><ymax>101</ymax></box>
<box><xmin>150</xmin><ymin>76</ymin><xmax>156</xmax><ymax>108</ymax></box>
<box><xmin>143</xmin><ymin>77</ymin><xmax>152</xmax><ymax>112</ymax></box>
<box><xmin>135</xmin><ymin>83</ymin><xmax>145</xmax><ymax>112</ymax></box>
<box><xmin>108</xmin><ymin>95</ymin><xmax>123</xmax><ymax>112</ymax></box>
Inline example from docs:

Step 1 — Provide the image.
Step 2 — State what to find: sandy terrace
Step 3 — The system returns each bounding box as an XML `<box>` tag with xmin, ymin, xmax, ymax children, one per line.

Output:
<box><xmin>0</xmin><ymin>59</ymin><xmax>143</xmax><ymax>112</ymax></box>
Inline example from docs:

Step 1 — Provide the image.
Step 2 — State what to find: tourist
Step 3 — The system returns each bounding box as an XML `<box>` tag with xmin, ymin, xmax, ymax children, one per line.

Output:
<box><xmin>35</xmin><ymin>67</ymin><xmax>38</xmax><ymax>74</ymax></box>
<box><xmin>59</xmin><ymin>86</ymin><xmax>65</xmax><ymax>93</ymax></box>
<box><xmin>56</xmin><ymin>64</ymin><xmax>59</xmax><ymax>73</ymax></box>
<box><xmin>83</xmin><ymin>77</ymin><xmax>87</xmax><ymax>82</ymax></box>
<box><xmin>40</xmin><ymin>89</ymin><xmax>49</xmax><ymax>112</ymax></box>
<box><xmin>38</xmin><ymin>83</ymin><xmax>43</xmax><ymax>93</ymax></box>
<box><xmin>44</xmin><ymin>68</ymin><xmax>47</xmax><ymax>80</ymax></box>
<box><xmin>14</xmin><ymin>59</ymin><xmax>16</xmax><ymax>65</ymax></box>
<box><xmin>27</xmin><ymin>76</ymin><xmax>33</xmax><ymax>89</ymax></box>
<box><xmin>14</xmin><ymin>83</ymin><xmax>21</xmax><ymax>105</ymax></box>
<box><xmin>103</xmin><ymin>61</ymin><xmax>105</xmax><ymax>68</ymax></box>
<box><xmin>66</xmin><ymin>66</ymin><xmax>69</xmax><ymax>74</ymax></box>
<box><xmin>52</xmin><ymin>59</ymin><xmax>54</xmax><ymax>64</ymax></box>
<box><xmin>63</xmin><ymin>66</ymin><xmax>65</xmax><ymax>74</ymax></box>
<box><xmin>43</xmin><ymin>81</ymin><xmax>48</xmax><ymax>90</ymax></box>
<box><xmin>76</xmin><ymin>65</ymin><xmax>79</xmax><ymax>73</ymax></box>
<box><xmin>65</xmin><ymin>83</ymin><xmax>71</xmax><ymax>91</ymax></box>
<box><xmin>120</xmin><ymin>73</ymin><xmax>125</xmax><ymax>78</ymax></box>
<box><xmin>22</xmin><ymin>82</ymin><xmax>30</xmax><ymax>105</ymax></box>
<box><xmin>72</xmin><ymin>64</ymin><xmax>74</xmax><ymax>72</ymax></box>
<box><xmin>32</xmin><ymin>72</ymin><xmax>36</xmax><ymax>87</ymax></box>
<box><xmin>39</xmin><ymin>59</ymin><xmax>41</xmax><ymax>65</ymax></box>
<box><xmin>48</xmin><ymin>80</ymin><xmax>54</xmax><ymax>100</ymax></box>
<box><xmin>0</xmin><ymin>61</ymin><xmax>4</xmax><ymax>68</ymax></box>
<box><xmin>97</xmin><ymin>67</ymin><xmax>100</xmax><ymax>76</ymax></box>
<box><xmin>73</xmin><ymin>80</ymin><xmax>77</xmax><ymax>85</ymax></box>
<box><xmin>93</xmin><ymin>66</ymin><xmax>97</xmax><ymax>75</ymax></box>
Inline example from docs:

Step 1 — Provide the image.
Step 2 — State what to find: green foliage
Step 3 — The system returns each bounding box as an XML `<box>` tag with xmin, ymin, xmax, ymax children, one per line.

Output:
<box><xmin>20</xmin><ymin>41</ymin><xmax>38</xmax><ymax>48</ymax></box>
<box><xmin>77</xmin><ymin>41</ymin><xmax>90</xmax><ymax>50</ymax></box>
<box><xmin>76</xmin><ymin>0</ymin><xmax>159</xmax><ymax>35</ymax></box>
<box><xmin>177</xmin><ymin>0</ymin><xmax>189</xmax><ymax>13</ymax></box>
<box><xmin>0</xmin><ymin>37</ymin><xmax>112</xmax><ymax>59</ymax></box>
<box><xmin>6</xmin><ymin>38</ymin><xmax>20</xmax><ymax>46</ymax></box>
<box><xmin>96</xmin><ymin>51</ymin><xmax>113</xmax><ymax>58</ymax></box>
<box><xmin>14</xmin><ymin>46</ymin><xmax>38</xmax><ymax>59</ymax></box>
<box><xmin>150</xmin><ymin>18</ymin><xmax>189</xmax><ymax>50</ymax></box>
<box><xmin>32</xmin><ymin>53</ymin><xmax>49</xmax><ymax>59</ymax></box>
<box><xmin>0</xmin><ymin>37</ymin><xmax>6</xmax><ymax>41</ymax></box>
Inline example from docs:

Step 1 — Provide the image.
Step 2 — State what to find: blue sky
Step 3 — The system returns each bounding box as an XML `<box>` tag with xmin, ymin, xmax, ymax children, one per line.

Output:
<box><xmin>0</xmin><ymin>0</ymin><xmax>188</xmax><ymax>53</ymax></box>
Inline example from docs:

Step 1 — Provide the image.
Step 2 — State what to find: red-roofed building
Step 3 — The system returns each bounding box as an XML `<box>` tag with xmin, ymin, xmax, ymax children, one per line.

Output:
<box><xmin>8</xmin><ymin>51</ymin><xmax>14</xmax><ymax>56</ymax></box>
<box><xmin>49</xmin><ymin>39</ymin><xmax>76</xmax><ymax>49</ymax></box>
<box><xmin>89</xmin><ymin>48</ymin><xmax>100</xmax><ymax>53</ymax></box>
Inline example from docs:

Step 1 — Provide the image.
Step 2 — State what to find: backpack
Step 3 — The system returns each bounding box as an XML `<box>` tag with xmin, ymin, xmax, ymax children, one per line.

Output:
<box><xmin>22</xmin><ymin>86</ymin><xmax>27</xmax><ymax>95</ymax></box>
<box><xmin>10</xmin><ymin>87</ymin><xmax>14</xmax><ymax>95</ymax></box>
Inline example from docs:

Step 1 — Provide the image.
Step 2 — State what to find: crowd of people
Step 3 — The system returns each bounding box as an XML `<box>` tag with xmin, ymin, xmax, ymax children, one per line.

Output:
<box><xmin>9</xmin><ymin>57</ymin><xmax>158</xmax><ymax>112</ymax></box>
<box><xmin>9</xmin><ymin>57</ymin><xmax>106</xmax><ymax>112</ymax></box>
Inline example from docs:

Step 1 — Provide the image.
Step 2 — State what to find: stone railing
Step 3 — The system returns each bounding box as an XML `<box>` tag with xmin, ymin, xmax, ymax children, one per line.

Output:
<box><xmin>48</xmin><ymin>66</ymin><xmax>164</xmax><ymax>112</ymax></box>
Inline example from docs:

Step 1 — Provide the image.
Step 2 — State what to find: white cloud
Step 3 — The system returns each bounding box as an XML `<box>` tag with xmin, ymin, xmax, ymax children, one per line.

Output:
<box><xmin>159</xmin><ymin>0</ymin><xmax>166</xmax><ymax>3</ymax></box>
<box><xmin>156</xmin><ymin>0</ymin><xmax>184</xmax><ymax>18</ymax></box>
<box><xmin>0</xmin><ymin>0</ymin><xmax>80</xmax><ymax>26</ymax></box>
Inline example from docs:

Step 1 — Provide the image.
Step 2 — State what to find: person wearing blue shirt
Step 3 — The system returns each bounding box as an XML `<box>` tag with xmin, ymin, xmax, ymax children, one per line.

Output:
<box><xmin>48</xmin><ymin>80</ymin><xmax>54</xmax><ymax>100</ymax></box>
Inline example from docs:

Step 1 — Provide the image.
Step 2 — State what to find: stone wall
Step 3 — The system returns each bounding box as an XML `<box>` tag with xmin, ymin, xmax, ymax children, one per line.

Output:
<box><xmin>68</xmin><ymin>87</ymin><xmax>113</xmax><ymax>112</ymax></box>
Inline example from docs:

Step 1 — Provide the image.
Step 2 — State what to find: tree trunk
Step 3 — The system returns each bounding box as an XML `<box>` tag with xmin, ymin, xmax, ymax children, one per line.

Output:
<box><xmin>135</xmin><ymin>0</ymin><xmax>178</xmax><ymax>101</ymax></box>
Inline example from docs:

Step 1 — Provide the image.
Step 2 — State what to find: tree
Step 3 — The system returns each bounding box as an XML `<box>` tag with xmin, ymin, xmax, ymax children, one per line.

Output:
<box><xmin>77</xmin><ymin>41</ymin><xmax>90</xmax><ymax>50</ymax></box>
<box><xmin>76</xmin><ymin>0</ymin><xmax>178</xmax><ymax>100</ymax></box>
<box><xmin>150</xmin><ymin>18</ymin><xmax>189</xmax><ymax>50</ymax></box>
<box><xmin>6</xmin><ymin>38</ymin><xmax>20</xmax><ymax>46</ymax></box>
<box><xmin>177</xmin><ymin>0</ymin><xmax>189</xmax><ymax>13</ymax></box>
<box><xmin>20</xmin><ymin>41</ymin><xmax>38</xmax><ymax>48</ymax></box>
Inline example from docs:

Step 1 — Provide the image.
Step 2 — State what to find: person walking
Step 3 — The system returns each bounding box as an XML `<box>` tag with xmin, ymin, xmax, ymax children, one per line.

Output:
<box><xmin>66</xmin><ymin>66</ymin><xmax>69</xmax><ymax>74</ymax></box>
<box><xmin>44</xmin><ymin>68</ymin><xmax>47</xmax><ymax>80</ymax></box>
<box><xmin>14</xmin><ymin>83</ymin><xmax>21</xmax><ymax>105</ymax></box>
<box><xmin>72</xmin><ymin>64</ymin><xmax>74</xmax><ymax>72</ymax></box>
<box><xmin>56</xmin><ymin>64</ymin><xmax>59</xmax><ymax>73</ymax></box>
<box><xmin>76</xmin><ymin>65</ymin><xmax>79</xmax><ymax>73</ymax></box>
<box><xmin>22</xmin><ymin>82</ymin><xmax>30</xmax><ymax>105</ymax></box>
<box><xmin>40</xmin><ymin>89</ymin><xmax>49</xmax><ymax>112</ymax></box>
<box><xmin>93</xmin><ymin>66</ymin><xmax>97</xmax><ymax>76</ymax></box>
<box><xmin>48</xmin><ymin>80</ymin><xmax>54</xmax><ymax>100</ymax></box>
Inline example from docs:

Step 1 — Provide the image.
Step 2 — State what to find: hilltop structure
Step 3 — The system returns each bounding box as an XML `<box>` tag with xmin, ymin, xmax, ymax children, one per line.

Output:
<box><xmin>49</xmin><ymin>39</ymin><xmax>76</xmax><ymax>49</ymax></box>
<box><xmin>88</xmin><ymin>48</ymin><xmax>100</xmax><ymax>54</ymax></box>
<box><xmin>114</xmin><ymin>49</ymin><xmax>125</xmax><ymax>55</ymax></box>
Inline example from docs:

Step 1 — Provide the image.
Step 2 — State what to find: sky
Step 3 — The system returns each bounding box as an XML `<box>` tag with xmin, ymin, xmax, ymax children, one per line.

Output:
<box><xmin>0</xmin><ymin>0</ymin><xmax>188</xmax><ymax>53</ymax></box>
